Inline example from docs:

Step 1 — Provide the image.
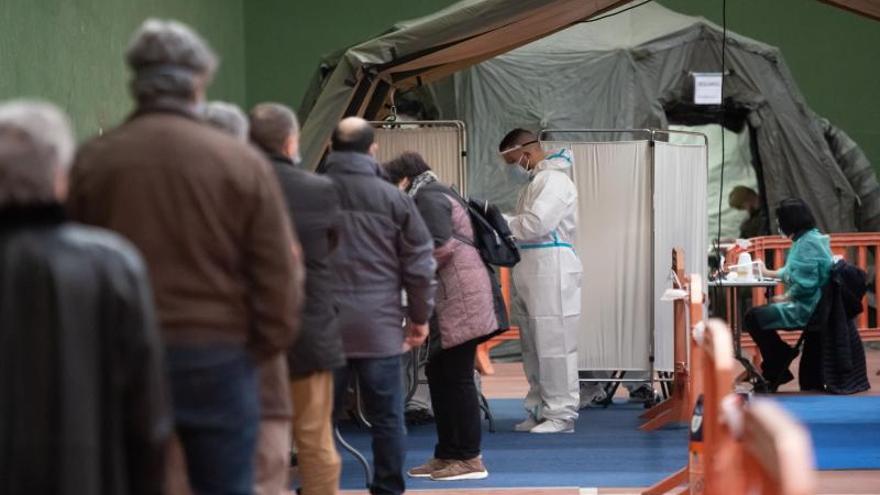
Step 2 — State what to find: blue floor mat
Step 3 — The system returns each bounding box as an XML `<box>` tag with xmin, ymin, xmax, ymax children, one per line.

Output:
<box><xmin>335</xmin><ymin>395</ymin><xmax>880</xmax><ymax>490</ymax></box>
<box><xmin>338</xmin><ymin>399</ymin><xmax>688</xmax><ymax>490</ymax></box>
<box><xmin>774</xmin><ymin>395</ymin><xmax>880</xmax><ymax>470</ymax></box>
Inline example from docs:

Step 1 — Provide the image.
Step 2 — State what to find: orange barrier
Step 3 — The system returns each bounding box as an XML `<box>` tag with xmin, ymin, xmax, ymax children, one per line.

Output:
<box><xmin>642</xmin><ymin>318</ymin><xmax>728</xmax><ymax>494</ymax></box>
<box><xmin>724</xmin><ymin>233</ymin><xmax>880</xmax><ymax>348</ymax></box>
<box><xmin>645</xmin><ymin>318</ymin><xmax>817</xmax><ymax>494</ymax></box>
<box><xmin>741</xmin><ymin>401</ymin><xmax>817</xmax><ymax>495</ymax></box>
<box><xmin>640</xmin><ymin>248</ymin><xmax>703</xmax><ymax>431</ymax></box>
<box><xmin>475</xmin><ymin>267</ymin><xmax>519</xmax><ymax>375</ymax></box>
<box><xmin>697</xmin><ymin>320</ymin><xmax>739</xmax><ymax>495</ymax></box>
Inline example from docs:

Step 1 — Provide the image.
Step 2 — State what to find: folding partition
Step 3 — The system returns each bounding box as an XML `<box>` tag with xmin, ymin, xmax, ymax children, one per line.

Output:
<box><xmin>541</xmin><ymin>129</ymin><xmax>707</xmax><ymax>380</ymax></box>
<box><xmin>369</xmin><ymin>121</ymin><xmax>468</xmax><ymax>193</ymax></box>
<box><xmin>652</xmin><ymin>132</ymin><xmax>709</xmax><ymax>372</ymax></box>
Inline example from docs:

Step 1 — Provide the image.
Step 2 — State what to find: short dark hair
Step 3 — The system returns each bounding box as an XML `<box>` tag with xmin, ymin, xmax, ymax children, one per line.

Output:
<box><xmin>383</xmin><ymin>152</ymin><xmax>431</xmax><ymax>185</ymax></box>
<box><xmin>775</xmin><ymin>198</ymin><xmax>817</xmax><ymax>238</ymax></box>
<box><xmin>728</xmin><ymin>185</ymin><xmax>759</xmax><ymax>210</ymax></box>
<box><xmin>249</xmin><ymin>103</ymin><xmax>298</xmax><ymax>154</ymax></box>
<box><xmin>498</xmin><ymin>128</ymin><xmax>537</xmax><ymax>152</ymax></box>
<box><xmin>331</xmin><ymin>120</ymin><xmax>374</xmax><ymax>154</ymax></box>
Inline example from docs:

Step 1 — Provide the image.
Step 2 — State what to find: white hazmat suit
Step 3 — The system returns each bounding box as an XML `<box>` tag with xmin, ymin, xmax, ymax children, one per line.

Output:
<box><xmin>508</xmin><ymin>148</ymin><xmax>582</xmax><ymax>426</ymax></box>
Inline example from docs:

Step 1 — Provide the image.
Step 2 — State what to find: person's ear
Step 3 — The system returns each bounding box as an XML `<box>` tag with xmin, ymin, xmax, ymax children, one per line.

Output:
<box><xmin>369</xmin><ymin>142</ymin><xmax>379</xmax><ymax>158</ymax></box>
<box><xmin>53</xmin><ymin>167</ymin><xmax>69</xmax><ymax>201</ymax></box>
<box><xmin>193</xmin><ymin>78</ymin><xmax>208</xmax><ymax>104</ymax></box>
<box><xmin>283</xmin><ymin>133</ymin><xmax>299</xmax><ymax>159</ymax></box>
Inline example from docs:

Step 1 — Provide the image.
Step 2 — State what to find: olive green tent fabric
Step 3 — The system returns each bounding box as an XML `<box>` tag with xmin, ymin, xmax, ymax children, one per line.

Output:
<box><xmin>301</xmin><ymin>0</ymin><xmax>877</xmax><ymax>233</ymax></box>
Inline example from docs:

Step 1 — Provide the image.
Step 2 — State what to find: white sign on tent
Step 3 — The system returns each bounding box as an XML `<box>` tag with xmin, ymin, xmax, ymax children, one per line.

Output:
<box><xmin>693</xmin><ymin>73</ymin><xmax>723</xmax><ymax>105</ymax></box>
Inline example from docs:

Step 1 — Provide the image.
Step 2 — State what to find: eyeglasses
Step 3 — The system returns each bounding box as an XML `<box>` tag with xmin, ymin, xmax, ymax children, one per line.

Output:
<box><xmin>499</xmin><ymin>139</ymin><xmax>539</xmax><ymax>156</ymax></box>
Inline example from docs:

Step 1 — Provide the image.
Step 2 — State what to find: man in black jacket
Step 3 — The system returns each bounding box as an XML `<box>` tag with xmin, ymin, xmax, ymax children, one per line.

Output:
<box><xmin>0</xmin><ymin>100</ymin><xmax>169</xmax><ymax>495</ymax></box>
<box><xmin>325</xmin><ymin>117</ymin><xmax>437</xmax><ymax>495</ymax></box>
<box><xmin>249</xmin><ymin>102</ymin><xmax>345</xmax><ymax>495</ymax></box>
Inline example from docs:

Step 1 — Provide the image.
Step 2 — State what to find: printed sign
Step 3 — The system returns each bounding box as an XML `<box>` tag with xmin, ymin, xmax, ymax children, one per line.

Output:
<box><xmin>693</xmin><ymin>73</ymin><xmax>723</xmax><ymax>105</ymax></box>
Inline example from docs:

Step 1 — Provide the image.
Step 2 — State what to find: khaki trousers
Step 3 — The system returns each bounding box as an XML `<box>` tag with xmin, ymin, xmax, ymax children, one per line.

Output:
<box><xmin>290</xmin><ymin>371</ymin><xmax>341</xmax><ymax>495</ymax></box>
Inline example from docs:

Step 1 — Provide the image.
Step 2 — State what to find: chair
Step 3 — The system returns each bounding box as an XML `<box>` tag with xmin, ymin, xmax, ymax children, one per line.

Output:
<box><xmin>752</xmin><ymin>282</ymin><xmax>832</xmax><ymax>393</ymax></box>
<box><xmin>795</xmin><ymin>283</ymin><xmax>833</xmax><ymax>391</ymax></box>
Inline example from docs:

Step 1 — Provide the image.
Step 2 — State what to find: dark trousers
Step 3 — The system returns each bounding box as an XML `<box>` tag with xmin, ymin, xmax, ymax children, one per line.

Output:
<box><xmin>335</xmin><ymin>356</ymin><xmax>406</xmax><ymax>495</ymax></box>
<box><xmin>165</xmin><ymin>345</ymin><xmax>260</xmax><ymax>495</ymax></box>
<box><xmin>744</xmin><ymin>306</ymin><xmax>800</xmax><ymax>380</ymax></box>
<box><xmin>425</xmin><ymin>339</ymin><xmax>481</xmax><ymax>460</ymax></box>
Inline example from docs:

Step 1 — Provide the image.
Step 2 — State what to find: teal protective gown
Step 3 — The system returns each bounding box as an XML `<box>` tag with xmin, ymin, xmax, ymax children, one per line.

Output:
<box><xmin>767</xmin><ymin>229</ymin><xmax>834</xmax><ymax>328</ymax></box>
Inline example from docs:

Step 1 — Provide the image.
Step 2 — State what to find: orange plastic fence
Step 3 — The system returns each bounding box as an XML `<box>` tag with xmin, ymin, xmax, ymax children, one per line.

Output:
<box><xmin>725</xmin><ymin>233</ymin><xmax>880</xmax><ymax>347</ymax></box>
<box><xmin>645</xmin><ymin>316</ymin><xmax>817</xmax><ymax>495</ymax></box>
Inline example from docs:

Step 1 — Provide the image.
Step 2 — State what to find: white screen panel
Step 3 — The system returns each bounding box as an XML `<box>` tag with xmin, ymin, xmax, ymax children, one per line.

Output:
<box><xmin>546</xmin><ymin>141</ymin><xmax>653</xmax><ymax>371</ymax></box>
<box><xmin>373</xmin><ymin>126</ymin><xmax>465</xmax><ymax>191</ymax></box>
<box><xmin>653</xmin><ymin>141</ymin><xmax>708</xmax><ymax>371</ymax></box>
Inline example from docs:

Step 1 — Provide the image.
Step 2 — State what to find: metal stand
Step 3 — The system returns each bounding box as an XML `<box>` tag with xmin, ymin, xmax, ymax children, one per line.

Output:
<box><xmin>404</xmin><ymin>339</ymin><xmax>497</xmax><ymax>432</ymax></box>
<box><xmin>709</xmin><ymin>280</ymin><xmax>781</xmax><ymax>392</ymax></box>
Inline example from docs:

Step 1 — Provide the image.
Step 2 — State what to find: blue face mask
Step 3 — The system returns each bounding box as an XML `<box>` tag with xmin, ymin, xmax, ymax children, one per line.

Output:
<box><xmin>507</xmin><ymin>161</ymin><xmax>531</xmax><ymax>183</ymax></box>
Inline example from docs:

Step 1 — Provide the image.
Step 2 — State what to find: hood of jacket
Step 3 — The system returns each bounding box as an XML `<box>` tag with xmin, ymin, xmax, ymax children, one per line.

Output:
<box><xmin>532</xmin><ymin>148</ymin><xmax>573</xmax><ymax>177</ymax></box>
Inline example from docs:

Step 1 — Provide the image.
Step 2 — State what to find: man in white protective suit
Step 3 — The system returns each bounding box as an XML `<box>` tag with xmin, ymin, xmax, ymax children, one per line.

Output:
<box><xmin>499</xmin><ymin>128</ymin><xmax>582</xmax><ymax>434</ymax></box>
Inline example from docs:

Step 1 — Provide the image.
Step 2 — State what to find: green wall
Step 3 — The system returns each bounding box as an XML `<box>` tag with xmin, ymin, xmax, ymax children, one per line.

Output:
<box><xmin>243</xmin><ymin>0</ymin><xmax>456</xmax><ymax>110</ymax></box>
<box><xmin>658</xmin><ymin>0</ymin><xmax>880</xmax><ymax>173</ymax></box>
<box><xmin>0</xmin><ymin>0</ymin><xmax>246</xmax><ymax>140</ymax></box>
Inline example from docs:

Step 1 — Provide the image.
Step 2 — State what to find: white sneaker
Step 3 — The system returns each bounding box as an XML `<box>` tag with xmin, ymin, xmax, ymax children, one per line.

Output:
<box><xmin>530</xmin><ymin>418</ymin><xmax>575</xmax><ymax>434</ymax></box>
<box><xmin>514</xmin><ymin>416</ymin><xmax>540</xmax><ymax>432</ymax></box>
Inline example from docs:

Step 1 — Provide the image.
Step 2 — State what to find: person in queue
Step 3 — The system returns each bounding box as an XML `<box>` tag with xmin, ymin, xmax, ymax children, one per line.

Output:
<box><xmin>384</xmin><ymin>151</ymin><xmax>504</xmax><ymax>481</ymax></box>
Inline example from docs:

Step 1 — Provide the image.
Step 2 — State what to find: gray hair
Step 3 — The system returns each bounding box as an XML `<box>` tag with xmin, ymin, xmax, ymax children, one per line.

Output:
<box><xmin>126</xmin><ymin>19</ymin><xmax>218</xmax><ymax>102</ymax></box>
<box><xmin>204</xmin><ymin>101</ymin><xmax>249</xmax><ymax>141</ymax></box>
<box><xmin>0</xmin><ymin>100</ymin><xmax>75</xmax><ymax>206</ymax></box>
<box><xmin>248</xmin><ymin>102</ymin><xmax>299</xmax><ymax>155</ymax></box>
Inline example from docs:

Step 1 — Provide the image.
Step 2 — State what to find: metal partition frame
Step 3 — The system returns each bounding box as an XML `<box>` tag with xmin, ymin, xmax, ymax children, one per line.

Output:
<box><xmin>539</xmin><ymin>128</ymin><xmax>708</xmax><ymax>384</ymax></box>
<box><xmin>369</xmin><ymin>120</ymin><xmax>468</xmax><ymax>194</ymax></box>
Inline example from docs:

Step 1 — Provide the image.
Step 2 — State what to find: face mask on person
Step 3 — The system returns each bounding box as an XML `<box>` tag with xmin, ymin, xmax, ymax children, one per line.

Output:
<box><xmin>506</xmin><ymin>160</ymin><xmax>531</xmax><ymax>183</ymax></box>
<box><xmin>516</xmin><ymin>153</ymin><xmax>531</xmax><ymax>171</ymax></box>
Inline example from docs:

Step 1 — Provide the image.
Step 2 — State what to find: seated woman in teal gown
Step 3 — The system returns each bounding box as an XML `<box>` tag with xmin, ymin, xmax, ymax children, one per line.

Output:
<box><xmin>745</xmin><ymin>198</ymin><xmax>834</xmax><ymax>389</ymax></box>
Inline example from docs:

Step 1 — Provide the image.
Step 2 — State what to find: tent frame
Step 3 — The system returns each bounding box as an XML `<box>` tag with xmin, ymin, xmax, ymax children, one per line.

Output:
<box><xmin>302</xmin><ymin>0</ymin><xmax>878</xmax><ymax>173</ymax></box>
